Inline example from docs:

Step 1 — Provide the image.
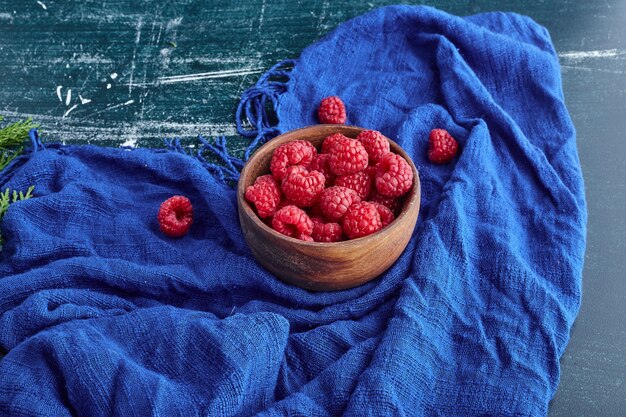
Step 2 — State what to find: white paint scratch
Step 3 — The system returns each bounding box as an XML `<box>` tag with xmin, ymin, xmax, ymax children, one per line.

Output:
<box><xmin>166</xmin><ymin>17</ymin><xmax>183</xmax><ymax>30</ymax></box>
<box><xmin>259</xmin><ymin>0</ymin><xmax>266</xmax><ymax>31</ymax></box>
<box><xmin>106</xmin><ymin>83</ymin><xmax>111</xmax><ymax>89</ymax></box>
<box><xmin>78</xmin><ymin>94</ymin><xmax>92</xmax><ymax>105</ymax></box>
<box><xmin>63</xmin><ymin>104</ymin><xmax>79</xmax><ymax>118</ymax></box>
<box><xmin>47</xmin><ymin>53</ymin><xmax>113</xmax><ymax>65</ymax></box>
<box><xmin>110</xmin><ymin>72</ymin><xmax>118</xmax><ymax>80</ymax></box>
<box><xmin>36</xmin><ymin>1</ymin><xmax>47</xmax><ymax>10</ymax></box>
<box><xmin>0</xmin><ymin>12</ymin><xmax>13</xmax><ymax>21</ymax></box>
<box><xmin>82</xmin><ymin>100</ymin><xmax>135</xmax><ymax>118</ymax></box>
<box><xmin>560</xmin><ymin>64</ymin><xmax>625</xmax><ymax>75</ymax></box>
<box><xmin>128</xmin><ymin>18</ymin><xmax>143</xmax><ymax>95</ymax></box>
<box><xmin>120</xmin><ymin>137</ymin><xmax>138</xmax><ymax>147</ymax></box>
<box><xmin>65</xmin><ymin>89</ymin><xmax>72</xmax><ymax>106</ymax></box>
<box><xmin>56</xmin><ymin>86</ymin><xmax>63</xmax><ymax>102</ymax></box>
<box><xmin>0</xmin><ymin>110</ymin><xmax>239</xmax><ymax>141</ymax></box>
<box><xmin>558</xmin><ymin>49</ymin><xmax>623</xmax><ymax>60</ymax></box>
<box><xmin>146</xmin><ymin>68</ymin><xmax>264</xmax><ymax>86</ymax></box>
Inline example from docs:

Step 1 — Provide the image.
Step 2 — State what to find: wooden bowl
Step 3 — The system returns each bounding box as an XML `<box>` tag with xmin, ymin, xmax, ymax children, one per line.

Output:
<box><xmin>237</xmin><ymin>125</ymin><xmax>420</xmax><ymax>291</ymax></box>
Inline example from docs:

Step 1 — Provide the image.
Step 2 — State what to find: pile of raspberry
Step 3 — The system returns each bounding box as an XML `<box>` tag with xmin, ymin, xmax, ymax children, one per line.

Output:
<box><xmin>245</xmin><ymin>130</ymin><xmax>413</xmax><ymax>242</ymax></box>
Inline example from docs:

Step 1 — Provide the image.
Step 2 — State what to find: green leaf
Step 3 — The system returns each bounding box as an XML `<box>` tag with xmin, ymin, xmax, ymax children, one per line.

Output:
<box><xmin>0</xmin><ymin>185</ymin><xmax>35</xmax><ymax>246</ymax></box>
<box><xmin>0</xmin><ymin>117</ymin><xmax>39</xmax><ymax>150</ymax></box>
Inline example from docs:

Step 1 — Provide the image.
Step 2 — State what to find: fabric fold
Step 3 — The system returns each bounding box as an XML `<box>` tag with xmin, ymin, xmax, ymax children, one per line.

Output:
<box><xmin>0</xmin><ymin>5</ymin><xmax>585</xmax><ymax>416</ymax></box>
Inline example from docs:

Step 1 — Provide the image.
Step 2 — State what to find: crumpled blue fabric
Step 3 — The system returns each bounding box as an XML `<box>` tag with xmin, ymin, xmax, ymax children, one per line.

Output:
<box><xmin>0</xmin><ymin>5</ymin><xmax>586</xmax><ymax>416</ymax></box>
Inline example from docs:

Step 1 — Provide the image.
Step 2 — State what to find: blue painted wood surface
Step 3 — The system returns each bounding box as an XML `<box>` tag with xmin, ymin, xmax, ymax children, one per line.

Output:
<box><xmin>1</xmin><ymin>1</ymin><xmax>625</xmax><ymax>415</ymax></box>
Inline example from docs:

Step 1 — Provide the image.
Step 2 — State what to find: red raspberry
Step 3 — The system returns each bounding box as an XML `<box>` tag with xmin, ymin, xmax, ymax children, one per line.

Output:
<box><xmin>157</xmin><ymin>196</ymin><xmax>193</xmax><ymax>237</ymax></box>
<box><xmin>342</xmin><ymin>202</ymin><xmax>382</xmax><ymax>239</ymax></box>
<box><xmin>370</xmin><ymin>202</ymin><xmax>395</xmax><ymax>227</ymax></box>
<box><xmin>368</xmin><ymin>189</ymin><xmax>401</xmax><ymax>215</ymax></box>
<box><xmin>298</xmin><ymin>234</ymin><xmax>314</xmax><ymax>242</ymax></box>
<box><xmin>244</xmin><ymin>174</ymin><xmax>281</xmax><ymax>218</ymax></box>
<box><xmin>365</xmin><ymin>165</ymin><xmax>377</xmax><ymax>180</ymax></box>
<box><xmin>375</xmin><ymin>153</ymin><xmax>413</xmax><ymax>197</ymax></box>
<box><xmin>357</xmin><ymin>130</ymin><xmax>390</xmax><ymax>163</ymax></box>
<box><xmin>321</xmin><ymin>133</ymin><xmax>349</xmax><ymax>154</ymax></box>
<box><xmin>308</xmin><ymin>153</ymin><xmax>334</xmax><ymax>184</ymax></box>
<box><xmin>335</xmin><ymin>171</ymin><xmax>372</xmax><ymax>199</ymax></box>
<box><xmin>270</xmin><ymin>140</ymin><xmax>317</xmax><ymax>180</ymax></box>
<box><xmin>307</xmin><ymin>202</ymin><xmax>325</xmax><ymax>219</ymax></box>
<box><xmin>317</xmin><ymin>96</ymin><xmax>347</xmax><ymax>124</ymax></box>
<box><xmin>329</xmin><ymin>138</ymin><xmax>369</xmax><ymax>176</ymax></box>
<box><xmin>319</xmin><ymin>186</ymin><xmax>361</xmax><ymax>222</ymax></box>
<box><xmin>276</xmin><ymin>196</ymin><xmax>296</xmax><ymax>212</ymax></box>
<box><xmin>281</xmin><ymin>166</ymin><xmax>325</xmax><ymax>207</ymax></box>
<box><xmin>272</xmin><ymin>205</ymin><xmax>313</xmax><ymax>238</ymax></box>
<box><xmin>311</xmin><ymin>217</ymin><xmax>343</xmax><ymax>242</ymax></box>
<box><xmin>428</xmin><ymin>129</ymin><xmax>458</xmax><ymax>164</ymax></box>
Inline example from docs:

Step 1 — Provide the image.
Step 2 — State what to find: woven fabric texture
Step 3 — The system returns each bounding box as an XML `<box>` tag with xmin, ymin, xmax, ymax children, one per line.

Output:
<box><xmin>0</xmin><ymin>6</ymin><xmax>586</xmax><ymax>416</ymax></box>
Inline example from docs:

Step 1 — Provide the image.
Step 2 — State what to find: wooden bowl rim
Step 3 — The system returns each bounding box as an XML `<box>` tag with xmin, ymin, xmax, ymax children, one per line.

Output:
<box><xmin>237</xmin><ymin>125</ymin><xmax>420</xmax><ymax>248</ymax></box>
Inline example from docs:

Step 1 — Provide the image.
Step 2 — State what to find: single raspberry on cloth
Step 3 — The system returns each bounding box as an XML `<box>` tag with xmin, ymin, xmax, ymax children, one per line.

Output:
<box><xmin>375</xmin><ymin>152</ymin><xmax>413</xmax><ymax>197</ymax></box>
<box><xmin>368</xmin><ymin>189</ymin><xmax>401</xmax><ymax>215</ymax></box>
<box><xmin>319</xmin><ymin>186</ymin><xmax>361</xmax><ymax>222</ymax></box>
<box><xmin>321</xmin><ymin>133</ymin><xmax>349</xmax><ymax>154</ymax></box>
<box><xmin>428</xmin><ymin>128</ymin><xmax>458</xmax><ymax>164</ymax></box>
<box><xmin>311</xmin><ymin>217</ymin><xmax>343</xmax><ymax>242</ymax></box>
<box><xmin>335</xmin><ymin>170</ymin><xmax>372</xmax><ymax>199</ymax></box>
<box><xmin>270</xmin><ymin>140</ymin><xmax>317</xmax><ymax>180</ymax></box>
<box><xmin>272</xmin><ymin>205</ymin><xmax>314</xmax><ymax>238</ymax></box>
<box><xmin>342</xmin><ymin>201</ymin><xmax>382</xmax><ymax>239</ymax></box>
<box><xmin>370</xmin><ymin>202</ymin><xmax>395</xmax><ymax>226</ymax></box>
<box><xmin>244</xmin><ymin>174</ymin><xmax>281</xmax><ymax>218</ymax></box>
<box><xmin>357</xmin><ymin>130</ymin><xmax>390</xmax><ymax>163</ymax></box>
<box><xmin>328</xmin><ymin>138</ymin><xmax>369</xmax><ymax>176</ymax></box>
<box><xmin>157</xmin><ymin>195</ymin><xmax>194</xmax><ymax>237</ymax></box>
<box><xmin>281</xmin><ymin>166</ymin><xmax>325</xmax><ymax>207</ymax></box>
<box><xmin>317</xmin><ymin>96</ymin><xmax>347</xmax><ymax>124</ymax></box>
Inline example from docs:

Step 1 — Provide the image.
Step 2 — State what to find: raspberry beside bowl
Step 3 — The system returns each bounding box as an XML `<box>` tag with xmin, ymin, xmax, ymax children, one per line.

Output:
<box><xmin>237</xmin><ymin>125</ymin><xmax>421</xmax><ymax>291</ymax></box>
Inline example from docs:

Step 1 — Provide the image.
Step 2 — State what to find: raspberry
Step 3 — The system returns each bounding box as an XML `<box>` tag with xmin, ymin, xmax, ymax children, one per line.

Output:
<box><xmin>245</xmin><ymin>174</ymin><xmax>281</xmax><ymax>218</ymax></box>
<box><xmin>365</xmin><ymin>165</ymin><xmax>377</xmax><ymax>180</ymax></box>
<box><xmin>428</xmin><ymin>129</ymin><xmax>458</xmax><ymax>164</ymax></box>
<box><xmin>308</xmin><ymin>153</ymin><xmax>334</xmax><ymax>184</ymax></box>
<box><xmin>281</xmin><ymin>166</ymin><xmax>325</xmax><ymax>207</ymax></box>
<box><xmin>317</xmin><ymin>96</ymin><xmax>347</xmax><ymax>124</ymax></box>
<box><xmin>311</xmin><ymin>217</ymin><xmax>343</xmax><ymax>242</ymax></box>
<box><xmin>298</xmin><ymin>234</ymin><xmax>314</xmax><ymax>242</ymax></box>
<box><xmin>307</xmin><ymin>202</ymin><xmax>325</xmax><ymax>219</ymax></box>
<box><xmin>321</xmin><ymin>133</ymin><xmax>349</xmax><ymax>154</ymax></box>
<box><xmin>370</xmin><ymin>202</ymin><xmax>395</xmax><ymax>226</ymax></box>
<box><xmin>276</xmin><ymin>196</ymin><xmax>296</xmax><ymax>212</ymax></box>
<box><xmin>342</xmin><ymin>202</ymin><xmax>382</xmax><ymax>239</ymax></box>
<box><xmin>375</xmin><ymin>152</ymin><xmax>413</xmax><ymax>197</ymax></box>
<box><xmin>357</xmin><ymin>130</ymin><xmax>390</xmax><ymax>163</ymax></box>
<box><xmin>272</xmin><ymin>205</ymin><xmax>313</xmax><ymax>238</ymax></box>
<box><xmin>319</xmin><ymin>186</ymin><xmax>361</xmax><ymax>222</ymax></box>
<box><xmin>368</xmin><ymin>189</ymin><xmax>401</xmax><ymax>215</ymax></box>
<box><xmin>329</xmin><ymin>138</ymin><xmax>369</xmax><ymax>176</ymax></box>
<box><xmin>270</xmin><ymin>140</ymin><xmax>317</xmax><ymax>180</ymax></box>
<box><xmin>335</xmin><ymin>171</ymin><xmax>371</xmax><ymax>199</ymax></box>
<box><xmin>157</xmin><ymin>196</ymin><xmax>193</xmax><ymax>237</ymax></box>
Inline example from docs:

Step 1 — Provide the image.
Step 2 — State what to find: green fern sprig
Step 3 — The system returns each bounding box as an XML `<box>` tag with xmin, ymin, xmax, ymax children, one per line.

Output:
<box><xmin>0</xmin><ymin>116</ymin><xmax>39</xmax><ymax>149</ymax></box>
<box><xmin>0</xmin><ymin>148</ymin><xmax>23</xmax><ymax>172</ymax></box>
<box><xmin>0</xmin><ymin>116</ymin><xmax>39</xmax><ymax>172</ymax></box>
<box><xmin>0</xmin><ymin>185</ymin><xmax>35</xmax><ymax>245</ymax></box>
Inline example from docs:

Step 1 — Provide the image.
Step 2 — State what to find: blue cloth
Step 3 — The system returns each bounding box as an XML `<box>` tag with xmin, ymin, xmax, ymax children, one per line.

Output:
<box><xmin>0</xmin><ymin>5</ymin><xmax>586</xmax><ymax>416</ymax></box>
